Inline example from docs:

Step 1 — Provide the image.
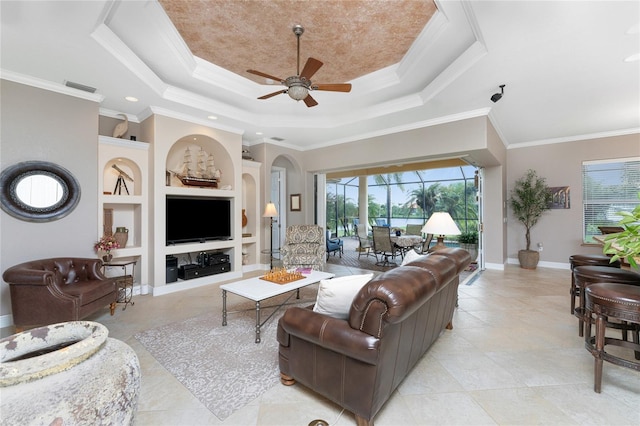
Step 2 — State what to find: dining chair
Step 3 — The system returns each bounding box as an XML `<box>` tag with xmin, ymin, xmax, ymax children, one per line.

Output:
<box><xmin>372</xmin><ymin>226</ymin><xmax>399</xmax><ymax>266</ymax></box>
<box><xmin>357</xmin><ymin>223</ymin><xmax>374</xmax><ymax>259</ymax></box>
<box><xmin>419</xmin><ymin>233</ymin><xmax>434</xmax><ymax>254</ymax></box>
<box><xmin>405</xmin><ymin>224</ymin><xmax>423</xmax><ymax>236</ymax></box>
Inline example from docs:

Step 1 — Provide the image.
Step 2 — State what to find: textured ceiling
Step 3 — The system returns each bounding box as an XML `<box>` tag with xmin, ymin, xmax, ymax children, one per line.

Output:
<box><xmin>159</xmin><ymin>0</ymin><xmax>437</xmax><ymax>85</ymax></box>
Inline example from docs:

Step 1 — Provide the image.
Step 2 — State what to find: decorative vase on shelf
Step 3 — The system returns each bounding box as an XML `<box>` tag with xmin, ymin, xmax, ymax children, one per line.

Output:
<box><xmin>114</xmin><ymin>227</ymin><xmax>128</xmax><ymax>248</ymax></box>
<box><xmin>242</xmin><ymin>209</ymin><xmax>248</xmax><ymax>228</ymax></box>
<box><xmin>0</xmin><ymin>321</ymin><xmax>141</xmax><ymax>425</ymax></box>
<box><xmin>102</xmin><ymin>253</ymin><xmax>113</xmax><ymax>263</ymax></box>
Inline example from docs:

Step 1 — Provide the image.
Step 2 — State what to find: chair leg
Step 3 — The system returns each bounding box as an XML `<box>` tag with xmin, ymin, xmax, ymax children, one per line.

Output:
<box><xmin>110</xmin><ymin>302</ymin><xmax>116</xmax><ymax>315</ymax></box>
<box><xmin>594</xmin><ymin>313</ymin><xmax>606</xmax><ymax>393</ymax></box>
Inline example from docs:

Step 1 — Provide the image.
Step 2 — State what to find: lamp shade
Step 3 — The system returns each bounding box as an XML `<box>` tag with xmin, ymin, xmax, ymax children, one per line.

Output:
<box><xmin>263</xmin><ymin>202</ymin><xmax>278</xmax><ymax>218</ymax></box>
<box><xmin>421</xmin><ymin>212</ymin><xmax>461</xmax><ymax>236</ymax></box>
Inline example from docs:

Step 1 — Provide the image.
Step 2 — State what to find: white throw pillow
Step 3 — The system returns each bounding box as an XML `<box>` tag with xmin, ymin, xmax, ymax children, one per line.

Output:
<box><xmin>401</xmin><ymin>249</ymin><xmax>422</xmax><ymax>266</ymax></box>
<box><xmin>313</xmin><ymin>273</ymin><xmax>374</xmax><ymax>319</ymax></box>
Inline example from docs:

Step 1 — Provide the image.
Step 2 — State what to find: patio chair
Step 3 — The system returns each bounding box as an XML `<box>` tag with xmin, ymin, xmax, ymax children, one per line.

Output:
<box><xmin>326</xmin><ymin>230</ymin><xmax>344</xmax><ymax>260</ymax></box>
<box><xmin>418</xmin><ymin>233</ymin><xmax>434</xmax><ymax>254</ymax></box>
<box><xmin>374</xmin><ymin>218</ymin><xmax>390</xmax><ymax>227</ymax></box>
<box><xmin>405</xmin><ymin>224</ymin><xmax>423</xmax><ymax>236</ymax></box>
<box><xmin>372</xmin><ymin>225</ymin><xmax>399</xmax><ymax>266</ymax></box>
<box><xmin>352</xmin><ymin>218</ymin><xmax>360</xmax><ymax>238</ymax></box>
<box><xmin>357</xmin><ymin>223</ymin><xmax>374</xmax><ymax>259</ymax></box>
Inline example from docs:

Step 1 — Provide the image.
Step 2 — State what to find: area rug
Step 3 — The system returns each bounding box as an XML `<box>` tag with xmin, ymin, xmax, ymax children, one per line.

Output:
<box><xmin>134</xmin><ymin>298</ymin><xmax>303</xmax><ymax>420</ymax></box>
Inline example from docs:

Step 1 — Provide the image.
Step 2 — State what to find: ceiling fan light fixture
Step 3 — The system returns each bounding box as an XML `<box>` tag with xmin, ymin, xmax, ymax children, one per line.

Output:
<box><xmin>288</xmin><ymin>85</ymin><xmax>309</xmax><ymax>101</ymax></box>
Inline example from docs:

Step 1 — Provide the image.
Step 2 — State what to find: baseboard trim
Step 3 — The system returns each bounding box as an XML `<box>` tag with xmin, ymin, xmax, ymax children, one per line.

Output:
<box><xmin>507</xmin><ymin>257</ymin><xmax>569</xmax><ymax>270</ymax></box>
<box><xmin>0</xmin><ymin>314</ymin><xmax>14</xmax><ymax>329</ymax></box>
<box><xmin>484</xmin><ymin>262</ymin><xmax>505</xmax><ymax>270</ymax></box>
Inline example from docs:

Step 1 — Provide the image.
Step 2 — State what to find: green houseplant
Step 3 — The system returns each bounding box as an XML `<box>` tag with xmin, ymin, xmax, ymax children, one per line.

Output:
<box><xmin>458</xmin><ymin>230</ymin><xmax>478</xmax><ymax>262</ymax></box>
<box><xmin>509</xmin><ymin>169</ymin><xmax>552</xmax><ymax>269</ymax></box>
<box><xmin>603</xmin><ymin>193</ymin><xmax>640</xmax><ymax>270</ymax></box>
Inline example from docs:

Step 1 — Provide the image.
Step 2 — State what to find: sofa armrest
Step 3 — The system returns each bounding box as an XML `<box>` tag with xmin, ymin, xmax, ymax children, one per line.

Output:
<box><xmin>3</xmin><ymin>268</ymin><xmax>56</xmax><ymax>286</ymax></box>
<box><xmin>279</xmin><ymin>307</ymin><xmax>380</xmax><ymax>365</ymax></box>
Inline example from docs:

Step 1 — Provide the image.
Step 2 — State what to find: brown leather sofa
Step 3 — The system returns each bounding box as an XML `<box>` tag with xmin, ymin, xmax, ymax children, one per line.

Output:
<box><xmin>277</xmin><ymin>247</ymin><xmax>471</xmax><ymax>426</ymax></box>
<box><xmin>3</xmin><ymin>257</ymin><xmax>118</xmax><ymax>331</ymax></box>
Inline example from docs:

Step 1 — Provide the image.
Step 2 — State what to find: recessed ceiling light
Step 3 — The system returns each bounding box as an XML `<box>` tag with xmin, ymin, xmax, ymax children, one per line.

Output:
<box><xmin>624</xmin><ymin>53</ymin><xmax>640</xmax><ymax>62</ymax></box>
<box><xmin>207</xmin><ymin>115</ymin><xmax>218</xmax><ymax>120</ymax></box>
<box><xmin>125</xmin><ymin>96</ymin><xmax>138</xmax><ymax>102</ymax></box>
<box><xmin>256</xmin><ymin>132</ymin><xmax>263</xmax><ymax>135</ymax></box>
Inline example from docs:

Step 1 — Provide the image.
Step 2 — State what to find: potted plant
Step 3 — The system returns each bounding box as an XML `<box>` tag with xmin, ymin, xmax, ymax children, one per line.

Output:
<box><xmin>458</xmin><ymin>230</ymin><xmax>478</xmax><ymax>262</ymax></box>
<box><xmin>603</xmin><ymin>193</ymin><xmax>640</xmax><ymax>270</ymax></box>
<box><xmin>509</xmin><ymin>169</ymin><xmax>552</xmax><ymax>269</ymax></box>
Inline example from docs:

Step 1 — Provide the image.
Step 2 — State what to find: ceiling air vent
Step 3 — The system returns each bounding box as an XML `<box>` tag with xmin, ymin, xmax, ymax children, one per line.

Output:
<box><xmin>64</xmin><ymin>80</ymin><xmax>97</xmax><ymax>93</ymax></box>
<box><xmin>271</xmin><ymin>137</ymin><xmax>285</xmax><ymax>142</ymax></box>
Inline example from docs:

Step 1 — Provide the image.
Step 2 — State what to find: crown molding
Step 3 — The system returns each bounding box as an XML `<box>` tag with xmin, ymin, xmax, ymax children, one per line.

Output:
<box><xmin>507</xmin><ymin>128</ymin><xmax>640</xmax><ymax>149</ymax></box>
<box><xmin>0</xmin><ymin>69</ymin><xmax>104</xmax><ymax>103</ymax></box>
<box><xmin>99</xmin><ymin>108</ymin><xmax>141</xmax><ymax>123</ymax></box>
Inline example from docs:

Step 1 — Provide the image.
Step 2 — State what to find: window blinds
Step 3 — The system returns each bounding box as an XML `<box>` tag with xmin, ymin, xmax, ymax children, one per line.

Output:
<box><xmin>582</xmin><ymin>157</ymin><xmax>640</xmax><ymax>243</ymax></box>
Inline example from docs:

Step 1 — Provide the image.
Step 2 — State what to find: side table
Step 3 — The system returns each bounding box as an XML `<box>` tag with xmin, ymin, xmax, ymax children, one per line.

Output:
<box><xmin>104</xmin><ymin>261</ymin><xmax>136</xmax><ymax>310</ymax></box>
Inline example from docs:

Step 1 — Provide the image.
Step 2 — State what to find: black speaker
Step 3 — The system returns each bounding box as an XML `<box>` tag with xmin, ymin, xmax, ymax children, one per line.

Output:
<box><xmin>166</xmin><ymin>255</ymin><xmax>178</xmax><ymax>283</ymax></box>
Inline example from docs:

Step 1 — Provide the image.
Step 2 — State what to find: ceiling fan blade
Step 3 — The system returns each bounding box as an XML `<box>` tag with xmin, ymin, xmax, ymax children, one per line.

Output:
<box><xmin>303</xmin><ymin>94</ymin><xmax>318</xmax><ymax>107</ymax></box>
<box><xmin>313</xmin><ymin>83</ymin><xmax>352</xmax><ymax>93</ymax></box>
<box><xmin>258</xmin><ymin>90</ymin><xmax>287</xmax><ymax>100</ymax></box>
<box><xmin>247</xmin><ymin>69</ymin><xmax>284</xmax><ymax>83</ymax></box>
<box><xmin>299</xmin><ymin>57</ymin><xmax>323</xmax><ymax>80</ymax></box>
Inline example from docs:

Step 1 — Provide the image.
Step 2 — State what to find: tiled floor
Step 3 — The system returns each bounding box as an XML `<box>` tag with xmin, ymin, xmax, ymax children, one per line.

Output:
<box><xmin>5</xmin><ymin>263</ymin><xmax>640</xmax><ymax>425</ymax></box>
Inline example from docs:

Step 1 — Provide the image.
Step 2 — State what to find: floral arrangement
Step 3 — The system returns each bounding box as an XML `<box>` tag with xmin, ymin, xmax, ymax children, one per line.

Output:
<box><xmin>94</xmin><ymin>235</ymin><xmax>120</xmax><ymax>253</ymax></box>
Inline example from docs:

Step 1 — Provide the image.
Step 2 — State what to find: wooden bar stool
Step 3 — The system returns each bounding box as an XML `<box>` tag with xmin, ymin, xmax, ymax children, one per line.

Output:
<box><xmin>569</xmin><ymin>254</ymin><xmax>620</xmax><ymax>315</ymax></box>
<box><xmin>572</xmin><ymin>265</ymin><xmax>639</xmax><ymax>336</ymax></box>
<box><xmin>584</xmin><ymin>283</ymin><xmax>640</xmax><ymax>393</ymax></box>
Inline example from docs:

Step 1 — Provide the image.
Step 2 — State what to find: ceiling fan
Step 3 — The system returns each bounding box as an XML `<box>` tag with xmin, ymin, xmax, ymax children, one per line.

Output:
<box><xmin>247</xmin><ymin>25</ymin><xmax>352</xmax><ymax>108</ymax></box>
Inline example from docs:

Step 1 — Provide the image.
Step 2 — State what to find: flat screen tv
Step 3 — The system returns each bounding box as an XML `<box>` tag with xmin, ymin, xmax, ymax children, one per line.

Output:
<box><xmin>166</xmin><ymin>196</ymin><xmax>231</xmax><ymax>245</ymax></box>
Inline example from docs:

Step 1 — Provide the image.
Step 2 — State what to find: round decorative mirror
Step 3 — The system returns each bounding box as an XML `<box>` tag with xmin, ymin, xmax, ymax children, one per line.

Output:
<box><xmin>0</xmin><ymin>161</ymin><xmax>81</xmax><ymax>222</ymax></box>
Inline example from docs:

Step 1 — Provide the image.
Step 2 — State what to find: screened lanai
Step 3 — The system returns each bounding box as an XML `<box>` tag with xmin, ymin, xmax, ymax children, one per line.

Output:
<box><xmin>326</xmin><ymin>164</ymin><xmax>479</xmax><ymax>240</ymax></box>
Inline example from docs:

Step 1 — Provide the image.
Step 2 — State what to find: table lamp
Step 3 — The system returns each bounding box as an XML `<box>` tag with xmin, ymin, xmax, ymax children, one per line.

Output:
<box><xmin>263</xmin><ymin>202</ymin><xmax>278</xmax><ymax>269</ymax></box>
<box><xmin>421</xmin><ymin>212</ymin><xmax>461</xmax><ymax>250</ymax></box>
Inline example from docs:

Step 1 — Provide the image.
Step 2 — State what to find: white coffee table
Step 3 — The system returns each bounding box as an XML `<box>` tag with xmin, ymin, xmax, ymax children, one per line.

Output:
<box><xmin>220</xmin><ymin>270</ymin><xmax>335</xmax><ymax>343</ymax></box>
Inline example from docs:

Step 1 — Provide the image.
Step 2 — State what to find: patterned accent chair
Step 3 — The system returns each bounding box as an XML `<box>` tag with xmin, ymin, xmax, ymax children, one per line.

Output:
<box><xmin>280</xmin><ymin>225</ymin><xmax>325</xmax><ymax>271</ymax></box>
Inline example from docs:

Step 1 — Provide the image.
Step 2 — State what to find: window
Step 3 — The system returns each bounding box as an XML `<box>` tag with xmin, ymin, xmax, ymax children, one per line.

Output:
<box><xmin>582</xmin><ymin>157</ymin><xmax>640</xmax><ymax>243</ymax></box>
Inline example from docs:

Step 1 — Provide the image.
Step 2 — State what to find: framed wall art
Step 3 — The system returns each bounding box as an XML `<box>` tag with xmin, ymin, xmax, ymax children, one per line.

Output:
<box><xmin>290</xmin><ymin>194</ymin><xmax>301</xmax><ymax>211</ymax></box>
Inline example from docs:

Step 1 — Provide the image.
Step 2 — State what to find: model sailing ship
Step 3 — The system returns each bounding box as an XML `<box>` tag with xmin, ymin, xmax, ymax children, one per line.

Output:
<box><xmin>170</xmin><ymin>147</ymin><xmax>221</xmax><ymax>188</ymax></box>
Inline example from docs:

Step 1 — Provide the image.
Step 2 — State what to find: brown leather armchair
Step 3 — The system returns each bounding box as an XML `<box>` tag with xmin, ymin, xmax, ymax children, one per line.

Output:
<box><xmin>277</xmin><ymin>248</ymin><xmax>471</xmax><ymax>426</ymax></box>
<box><xmin>3</xmin><ymin>257</ymin><xmax>118</xmax><ymax>331</ymax></box>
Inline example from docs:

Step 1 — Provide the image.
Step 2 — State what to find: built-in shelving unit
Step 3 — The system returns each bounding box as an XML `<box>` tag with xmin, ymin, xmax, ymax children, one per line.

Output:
<box><xmin>148</xmin><ymin>117</ymin><xmax>245</xmax><ymax>296</ymax></box>
<box><xmin>98</xmin><ymin>135</ymin><xmax>149</xmax><ymax>294</ymax></box>
<box><xmin>242</xmin><ymin>160</ymin><xmax>262</xmax><ymax>272</ymax></box>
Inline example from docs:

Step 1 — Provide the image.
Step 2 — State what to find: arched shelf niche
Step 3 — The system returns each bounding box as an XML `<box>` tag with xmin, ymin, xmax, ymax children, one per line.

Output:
<box><xmin>242</xmin><ymin>172</ymin><xmax>257</xmax><ymax>237</ymax></box>
<box><xmin>103</xmin><ymin>157</ymin><xmax>142</xmax><ymax>196</ymax></box>
<box><xmin>165</xmin><ymin>134</ymin><xmax>233</xmax><ymax>189</ymax></box>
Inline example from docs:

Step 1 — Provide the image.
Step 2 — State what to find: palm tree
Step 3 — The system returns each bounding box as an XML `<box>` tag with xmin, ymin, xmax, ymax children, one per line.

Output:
<box><xmin>409</xmin><ymin>183</ymin><xmax>441</xmax><ymax>219</ymax></box>
<box><xmin>372</xmin><ymin>173</ymin><xmax>404</xmax><ymax>224</ymax></box>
